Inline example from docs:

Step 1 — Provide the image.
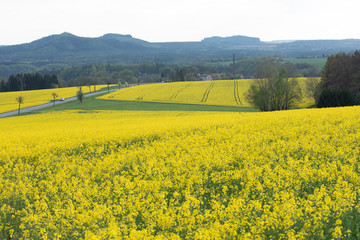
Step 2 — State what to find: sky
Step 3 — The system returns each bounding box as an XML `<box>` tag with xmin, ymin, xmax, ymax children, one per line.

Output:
<box><xmin>1</xmin><ymin>0</ymin><xmax>360</xmax><ymax>45</ymax></box>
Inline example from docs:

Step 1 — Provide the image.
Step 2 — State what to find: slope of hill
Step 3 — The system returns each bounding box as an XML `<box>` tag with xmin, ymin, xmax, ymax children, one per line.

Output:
<box><xmin>0</xmin><ymin>32</ymin><xmax>156</xmax><ymax>62</ymax></box>
<box><xmin>1</xmin><ymin>33</ymin><xmax>360</xmax><ymax>63</ymax></box>
<box><xmin>1</xmin><ymin>32</ymin><xmax>360</xmax><ymax>77</ymax></box>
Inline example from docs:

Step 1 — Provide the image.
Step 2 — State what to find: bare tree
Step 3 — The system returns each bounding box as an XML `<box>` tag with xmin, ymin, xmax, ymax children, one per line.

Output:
<box><xmin>106</xmin><ymin>79</ymin><xmax>111</xmax><ymax>92</ymax></box>
<box><xmin>77</xmin><ymin>89</ymin><xmax>84</xmax><ymax>103</ymax></box>
<box><xmin>305</xmin><ymin>77</ymin><xmax>320</xmax><ymax>103</ymax></box>
<box><xmin>245</xmin><ymin>62</ymin><xmax>302</xmax><ymax>111</ymax></box>
<box><xmin>16</xmin><ymin>96</ymin><xmax>24</xmax><ymax>115</ymax></box>
<box><xmin>52</xmin><ymin>92</ymin><xmax>58</xmax><ymax>106</ymax></box>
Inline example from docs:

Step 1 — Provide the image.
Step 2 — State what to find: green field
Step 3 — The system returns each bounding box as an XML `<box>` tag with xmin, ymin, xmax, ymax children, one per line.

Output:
<box><xmin>39</xmin><ymin>94</ymin><xmax>259</xmax><ymax>113</ymax></box>
<box><xmin>281</xmin><ymin>57</ymin><xmax>327</xmax><ymax>68</ymax></box>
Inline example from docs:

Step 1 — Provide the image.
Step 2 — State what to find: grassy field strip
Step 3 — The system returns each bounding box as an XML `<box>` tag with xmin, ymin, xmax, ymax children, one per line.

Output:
<box><xmin>39</xmin><ymin>94</ymin><xmax>259</xmax><ymax>113</ymax></box>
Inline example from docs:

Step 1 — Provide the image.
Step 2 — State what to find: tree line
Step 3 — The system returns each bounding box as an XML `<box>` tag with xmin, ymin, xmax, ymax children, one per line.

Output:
<box><xmin>0</xmin><ymin>57</ymin><xmax>321</xmax><ymax>92</ymax></box>
<box><xmin>39</xmin><ymin>58</ymin><xmax>319</xmax><ymax>87</ymax></box>
<box><xmin>0</xmin><ymin>73</ymin><xmax>59</xmax><ymax>92</ymax></box>
<box><xmin>316</xmin><ymin>51</ymin><xmax>360</xmax><ymax>107</ymax></box>
<box><xmin>245</xmin><ymin>50</ymin><xmax>360</xmax><ymax>111</ymax></box>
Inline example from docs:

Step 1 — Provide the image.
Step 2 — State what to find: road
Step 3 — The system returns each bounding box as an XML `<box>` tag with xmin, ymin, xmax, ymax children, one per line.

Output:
<box><xmin>0</xmin><ymin>89</ymin><xmax>118</xmax><ymax>118</ymax></box>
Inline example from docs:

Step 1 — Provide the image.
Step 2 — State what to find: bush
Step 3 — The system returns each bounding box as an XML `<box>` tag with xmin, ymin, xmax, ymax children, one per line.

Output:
<box><xmin>317</xmin><ymin>89</ymin><xmax>355</xmax><ymax>108</ymax></box>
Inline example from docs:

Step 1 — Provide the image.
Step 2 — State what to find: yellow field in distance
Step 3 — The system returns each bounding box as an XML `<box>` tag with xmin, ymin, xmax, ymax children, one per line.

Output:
<box><xmin>99</xmin><ymin>79</ymin><xmax>315</xmax><ymax>108</ymax></box>
<box><xmin>0</xmin><ymin>85</ymin><xmax>112</xmax><ymax>113</ymax></box>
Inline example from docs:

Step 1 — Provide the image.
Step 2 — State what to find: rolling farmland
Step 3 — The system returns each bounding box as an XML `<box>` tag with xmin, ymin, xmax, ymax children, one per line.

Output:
<box><xmin>99</xmin><ymin>79</ymin><xmax>315</xmax><ymax>108</ymax></box>
<box><xmin>0</xmin><ymin>79</ymin><xmax>358</xmax><ymax>239</ymax></box>
<box><xmin>1</xmin><ymin>103</ymin><xmax>360</xmax><ymax>238</ymax></box>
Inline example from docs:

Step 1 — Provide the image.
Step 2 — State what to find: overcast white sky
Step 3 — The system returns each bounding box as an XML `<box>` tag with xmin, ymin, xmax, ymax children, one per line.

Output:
<box><xmin>1</xmin><ymin>0</ymin><xmax>360</xmax><ymax>45</ymax></box>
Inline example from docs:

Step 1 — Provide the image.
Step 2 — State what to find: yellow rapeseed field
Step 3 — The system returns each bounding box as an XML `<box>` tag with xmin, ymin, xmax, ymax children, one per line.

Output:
<box><xmin>0</xmin><ymin>85</ymin><xmax>112</xmax><ymax>113</ymax></box>
<box><xmin>1</xmin><ymin>105</ymin><xmax>360</xmax><ymax>239</ymax></box>
<box><xmin>99</xmin><ymin>79</ymin><xmax>315</xmax><ymax>108</ymax></box>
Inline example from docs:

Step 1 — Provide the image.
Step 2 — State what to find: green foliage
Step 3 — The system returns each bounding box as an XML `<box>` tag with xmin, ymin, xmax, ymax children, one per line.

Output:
<box><xmin>35</xmin><ymin>57</ymin><xmax>322</xmax><ymax>89</ymax></box>
<box><xmin>281</xmin><ymin>57</ymin><xmax>326</xmax><ymax>76</ymax></box>
<box><xmin>40</xmin><ymin>94</ymin><xmax>258</xmax><ymax>113</ymax></box>
<box><xmin>318</xmin><ymin>51</ymin><xmax>360</xmax><ymax>107</ymax></box>
<box><xmin>305</xmin><ymin>77</ymin><xmax>320</xmax><ymax>102</ymax></box>
<box><xmin>245</xmin><ymin>62</ymin><xmax>302</xmax><ymax>111</ymax></box>
<box><xmin>317</xmin><ymin>89</ymin><xmax>354</xmax><ymax>108</ymax></box>
<box><xmin>1</xmin><ymin>73</ymin><xmax>59</xmax><ymax>92</ymax></box>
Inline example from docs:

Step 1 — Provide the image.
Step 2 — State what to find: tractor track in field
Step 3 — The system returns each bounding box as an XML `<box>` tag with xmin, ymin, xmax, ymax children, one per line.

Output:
<box><xmin>201</xmin><ymin>82</ymin><xmax>215</xmax><ymax>103</ymax></box>
<box><xmin>234</xmin><ymin>80</ymin><xmax>242</xmax><ymax>105</ymax></box>
<box><xmin>169</xmin><ymin>84</ymin><xmax>191</xmax><ymax>100</ymax></box>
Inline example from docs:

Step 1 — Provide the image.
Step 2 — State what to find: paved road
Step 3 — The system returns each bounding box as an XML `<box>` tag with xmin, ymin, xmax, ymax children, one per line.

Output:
<box><xmin>0</xmin><ymin>89</ymin><xmax>119</xmax><ymax>118</ymax></box>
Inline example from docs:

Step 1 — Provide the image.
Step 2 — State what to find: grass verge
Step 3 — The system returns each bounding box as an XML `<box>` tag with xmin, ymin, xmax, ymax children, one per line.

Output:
<box><xmin>39</xmin><ymin>93</ymin><xmax>259</xmax><ymax>113</ymax></box>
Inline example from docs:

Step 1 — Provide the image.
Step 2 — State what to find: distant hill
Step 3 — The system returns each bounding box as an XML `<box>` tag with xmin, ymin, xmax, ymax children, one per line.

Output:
<box><xmin>1</xmin><ymin>32</ymin><xmax>360</xmax><ymax>77</ymax></box>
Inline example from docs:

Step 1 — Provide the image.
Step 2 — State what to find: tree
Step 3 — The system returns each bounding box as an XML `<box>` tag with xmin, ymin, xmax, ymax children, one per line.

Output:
<box><xmin>77</xmin><ymin>89</ymin><xmax>84</xmax><ymax>103</ymax></box>
<box><xmin>0</xmin><ymin>77</ymin><xmax>5</xmax><ymax>92</ymax></box>
<box><xmin>284</xmin><ymin>77</ymin><xmax>302</xmax><ymax>109</ymax></box>
<box><xmin>1</xmin><ymin>73</ymin><xmax>59</xmax><ymax>92</ymax></box>
<box><xmin>185</xmin><ymin>72</ymin><xmax>198</xmax><ymax>81</ymax></box>
<box><xmin>16</xmin><ymin>96</ymin><xmax>24</xmax><ymax>115</ymax></box>
<box><xmin>52</xmin><ymin>92</ymin><xmax>58</xmax><ymax>106</ymax></box>
<box><xmin>245</xmin><ymin>61</ymin><xmax>276</xmax><ymax>111</ymax></box>
<box><xmin>317</xmin><ymin>51</ymin><xmax>360</xmax><ymax>107</ymax></box>
<box><xmin>176</xmin><ymin>69</ymin><xmax>185</xmax><ymax>81</ymax></box>
<box><xmin>321</xmin><ymin>53</ymin><xmax>352</xmax><ymax>90</ymax></box>
<box><xmin>305</xmin><ymin>77</ymin><xmax>320</xmax><ymax>103</ymax></box>
<box><xmin>317</xmin><ymin>89</ymin><xmax>354</xmax><ymax>108</ymax></box>
<box><xmin>106</xmin><ymin>79</ymin><xmax>111</xmax><ymax>92</ymax></box>
<box><xmin>245</xmin><ymin>62</ymin><xmax>302</xmax><ymax>111</ymax></box>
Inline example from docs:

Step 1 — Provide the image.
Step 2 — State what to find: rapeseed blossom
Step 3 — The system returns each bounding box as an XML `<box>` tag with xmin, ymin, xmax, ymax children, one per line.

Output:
<box><xmin>0</xmin><ymin>106</ymin><xmax>359</xmax><ymax>239</ymax></box>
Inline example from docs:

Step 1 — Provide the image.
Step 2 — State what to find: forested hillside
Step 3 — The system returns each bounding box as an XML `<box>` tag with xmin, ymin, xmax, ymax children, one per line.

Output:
<box><xmin>0</xmin><ymin>32</ymin><xmax>359</xmax><ymax>78</ymax></box>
